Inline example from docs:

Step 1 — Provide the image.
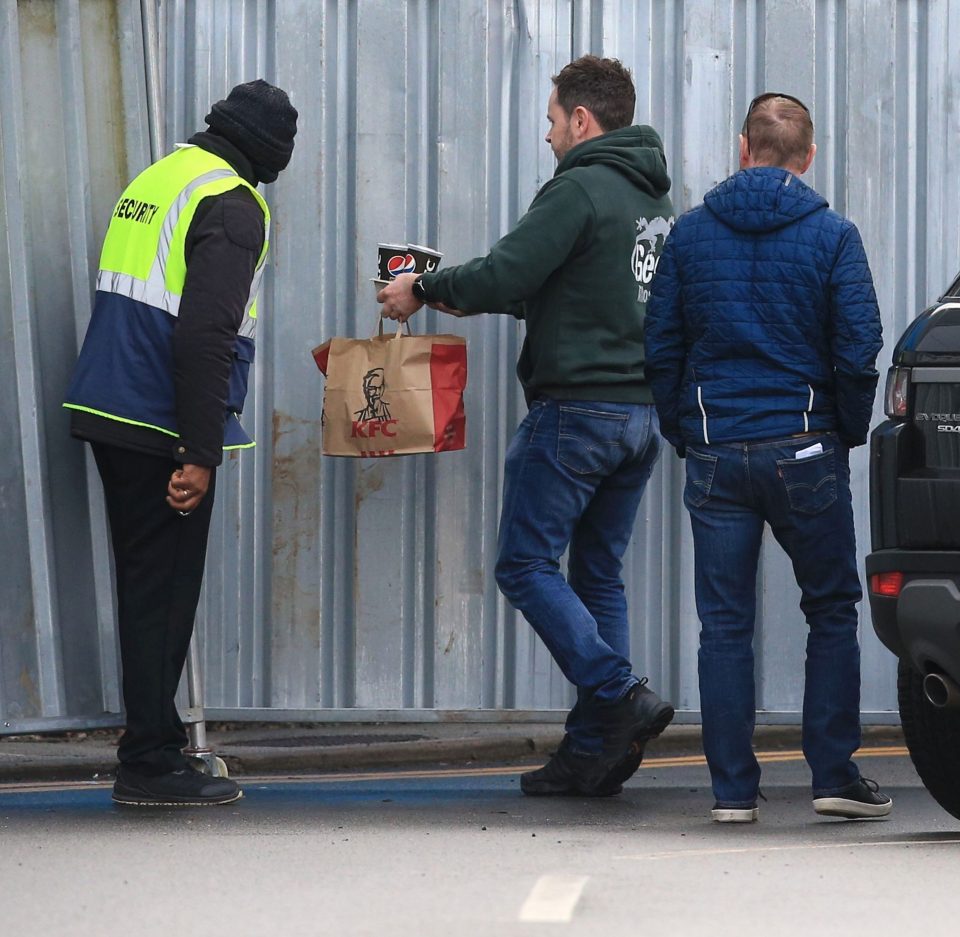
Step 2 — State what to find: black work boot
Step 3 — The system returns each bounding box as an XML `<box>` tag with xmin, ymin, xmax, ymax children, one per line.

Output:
<box><xmin>594</xmin><ymin>745</ymin><xmax>645</xmax><ymax>793</ymax></box>
<box><xmin>520</xmin><ymin>737</ymin><xmax>617</xmax><ymax>796</ymax></box>
<box><xmin>595</xmin><ymin>679</ymin><xmax>674</xmax><ymax>789</ymax></box>
<box><xmin>112</xmin><ymin>762</ymin><xmax>242</xmax><ymax>806</ymax></box>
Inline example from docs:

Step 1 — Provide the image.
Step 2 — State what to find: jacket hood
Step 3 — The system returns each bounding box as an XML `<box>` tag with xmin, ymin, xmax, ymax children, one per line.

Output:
<box><xmin>703</xmin><ymin>167</ymin><xmax>827</xmax><ymax>233</ymax></box>
<box><xmin>556</xmin><ymin>125</ymin><xmax>671</xmax><ymax>199</ymax></box>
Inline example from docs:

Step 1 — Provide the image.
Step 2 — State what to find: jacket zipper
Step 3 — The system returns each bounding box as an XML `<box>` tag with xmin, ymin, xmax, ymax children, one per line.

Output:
<box><xmin>697</xmin><ymin>385</ymin><xmax>710</xmax><ymax>443</ymax></box>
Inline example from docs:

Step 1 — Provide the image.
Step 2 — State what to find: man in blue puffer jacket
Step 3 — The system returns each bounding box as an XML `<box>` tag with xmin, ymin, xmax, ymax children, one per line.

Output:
<box><xmin>646</xmin><ymin>93</ymin><xmax>889</xmax><ymax>823</ymax></box>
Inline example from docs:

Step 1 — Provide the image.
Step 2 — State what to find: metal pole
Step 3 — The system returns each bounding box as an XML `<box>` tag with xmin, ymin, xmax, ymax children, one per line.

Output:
<box><xmin>140</xmin><ymin>0</ymin><xmax>165</xmax><ymax>160</ymax></box>
<box><xmin>184</xmin><ymin>638</ymin><xmax>208</xmax><ymax>750</ymax></box>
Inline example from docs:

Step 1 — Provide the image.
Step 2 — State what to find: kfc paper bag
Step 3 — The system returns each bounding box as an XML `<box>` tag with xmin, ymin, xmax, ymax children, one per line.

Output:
<box><xmin>312</xmin><ymin>323</ymin><xmax>467</xmax><ymax>457</ymax></box>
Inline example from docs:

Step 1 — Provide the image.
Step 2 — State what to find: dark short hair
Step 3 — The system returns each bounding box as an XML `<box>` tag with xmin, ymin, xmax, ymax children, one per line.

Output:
<box><xmin>551</xmin><ymin>55</ymin><xmax>635</xmax><ymax>132</ymax></box>
<box><xmin>741</xmin><ymin>94</ymin><xmax>813</xmax><ymax>169</ymax></box>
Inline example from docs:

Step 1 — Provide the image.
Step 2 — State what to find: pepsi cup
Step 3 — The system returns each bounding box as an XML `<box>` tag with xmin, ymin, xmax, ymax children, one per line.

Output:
<box><xmin>406</xmin><ymin>243</ymin><xmax>443</xmax><ymax>275</ymax></box>
<box><xmin>378</xmin><ymin>243</ymin><xmax>417</xmax><ymax>281</ymax></box>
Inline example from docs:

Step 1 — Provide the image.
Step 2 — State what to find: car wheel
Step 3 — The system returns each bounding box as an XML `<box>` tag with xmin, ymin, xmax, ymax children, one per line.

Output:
<box><xmin>897</xmin><ymin>659</ymin><xmax>960</xmax><ymax>821</ymax></box>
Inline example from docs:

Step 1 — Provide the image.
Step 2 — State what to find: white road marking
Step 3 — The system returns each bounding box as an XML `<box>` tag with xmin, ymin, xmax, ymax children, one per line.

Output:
<box><xmin>518</xmin><ymin>874</ymin><xmax>589</xmax><ymax>923</ymax></box>
<box><xmin>626</xmin><ymin>838</ymin><xmax>960</xmax><ymax>861</ymax></box>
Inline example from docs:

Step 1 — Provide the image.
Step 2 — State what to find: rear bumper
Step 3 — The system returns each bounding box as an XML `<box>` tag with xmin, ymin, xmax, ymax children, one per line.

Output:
<box><xmin>865</xmin><ymin>549</ymin><xmax>960</xmax><ymax>684</ymax></box>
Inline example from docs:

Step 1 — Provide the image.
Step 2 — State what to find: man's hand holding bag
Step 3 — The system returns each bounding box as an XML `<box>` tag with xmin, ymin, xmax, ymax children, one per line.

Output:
<box><xmin>312</xmin><ymin>319</ymin><xmax>467</xmax><ymax>457</ymax></box>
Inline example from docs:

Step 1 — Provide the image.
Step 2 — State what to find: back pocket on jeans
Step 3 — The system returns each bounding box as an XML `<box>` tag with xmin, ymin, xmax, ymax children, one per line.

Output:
<box><xmin>684</xmin><ymin>448</ymin><xmax>718</xmax><ymax>508</ymax></box>
<box><xmin>776</xmin><ymin>449</ymin><xmax>837</xmax><ymax>514</ymax></box>
<box><xmin>557</xmin><ymin>405</ymin><xmax>627</xmax><ymax>474</ymax></box>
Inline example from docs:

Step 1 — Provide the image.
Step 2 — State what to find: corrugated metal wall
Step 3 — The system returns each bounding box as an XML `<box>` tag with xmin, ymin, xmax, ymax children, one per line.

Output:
<box><xmin>2</xmin><ymin>0</ymin><xmax>958</xmax><ymax>732</ymax></box>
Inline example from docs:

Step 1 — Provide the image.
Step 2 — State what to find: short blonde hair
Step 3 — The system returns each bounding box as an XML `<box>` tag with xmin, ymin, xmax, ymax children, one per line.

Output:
<box><xmin>742</xmin><ymin>94</ymin><xmax>813</xmax><ymax>169</ymax></box>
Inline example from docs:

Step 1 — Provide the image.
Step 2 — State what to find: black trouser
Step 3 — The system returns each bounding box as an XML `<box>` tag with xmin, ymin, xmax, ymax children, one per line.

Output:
<box><xmin>92</xmin><ymin>443</ymin><xmax>217</xmax><ymax>775</ymax></box>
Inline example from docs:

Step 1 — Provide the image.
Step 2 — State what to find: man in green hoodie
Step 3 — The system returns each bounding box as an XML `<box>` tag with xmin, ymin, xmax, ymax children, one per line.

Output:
<box><xmin>379</xmin><ymin>55</ymin><xmax>675</xmax><ymax>796</ymax></box>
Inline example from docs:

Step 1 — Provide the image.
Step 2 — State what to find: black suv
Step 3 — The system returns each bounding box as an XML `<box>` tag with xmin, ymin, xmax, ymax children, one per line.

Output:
<box><xmin>867</xmin><ymin>273</ymin><xmax>960</xmax><ymax>820</ymax></box>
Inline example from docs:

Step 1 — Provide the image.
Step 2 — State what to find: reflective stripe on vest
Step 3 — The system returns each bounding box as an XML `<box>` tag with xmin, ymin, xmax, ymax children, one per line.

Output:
<box><xmin>96</xmin><ymin>146</ymin><xmax>270</xmax><ymax>337</ymax></box>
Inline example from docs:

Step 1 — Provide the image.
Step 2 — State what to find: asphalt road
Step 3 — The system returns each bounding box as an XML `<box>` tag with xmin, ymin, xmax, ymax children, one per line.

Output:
<box><xmin>1</xmin><ymin>746</ymin><xmax>958</xmax><ymax>936</ymax></box>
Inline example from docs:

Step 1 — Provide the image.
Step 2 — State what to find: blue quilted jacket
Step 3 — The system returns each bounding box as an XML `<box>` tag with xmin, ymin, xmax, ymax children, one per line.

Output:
<box><xmin>646</xmin><ymin>167</ymin><xmax>882</xmax><ymax>451</ymax></box>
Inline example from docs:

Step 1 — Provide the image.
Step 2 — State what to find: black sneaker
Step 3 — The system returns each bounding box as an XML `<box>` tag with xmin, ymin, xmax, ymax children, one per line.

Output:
<box><xmin>596</xmin><ymin>679</ymin><xmax>674</xmax><ymax>786</ymax></box>
<box><xmin>112</xmin><ymin>763</ymin><xmax>243</xmax><ymax>806</ymax></box>
<box><xmin>813</xmin><ymin>777</ymin><xmax>892</xmax><ymax>819</ymax></box>
<box><xmin>520</xmin><ymin>738</ymin><xmax>618</xmax><ymax>797</ymax></box>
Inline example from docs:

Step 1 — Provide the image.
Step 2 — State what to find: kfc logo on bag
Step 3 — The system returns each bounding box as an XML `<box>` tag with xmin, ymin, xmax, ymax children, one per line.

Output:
<box><xmin>352</xmin><ymin>367</ymin><xmax>398</xmax><ymax>438</ymax></box>
<box><xmin>387</xmin><ymin>253</ymin><xmax>417</xmax><ymax>277</ymax></box>
<box><xmin>312</xmin><ymin>329</ymin><xmax>466</xmax><ymax>458</ymax></box>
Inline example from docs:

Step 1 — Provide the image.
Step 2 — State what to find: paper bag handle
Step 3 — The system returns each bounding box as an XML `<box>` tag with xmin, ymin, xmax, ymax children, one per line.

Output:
<box><xmin>376</xmin><ymin>314</ymin><xmax>413</xmax><ymax>339</ymax></box>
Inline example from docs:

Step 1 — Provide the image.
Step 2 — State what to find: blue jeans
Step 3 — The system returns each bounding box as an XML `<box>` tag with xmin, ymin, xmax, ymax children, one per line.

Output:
<box><xmin>684</xmin><ymin>433</ymin><xmax>862</xmax><ymax>805</ymax></box>
<box><xmin>495</xmin><ymin>398</ymin><xmax>662</xmax><ymax>755</ymax></box>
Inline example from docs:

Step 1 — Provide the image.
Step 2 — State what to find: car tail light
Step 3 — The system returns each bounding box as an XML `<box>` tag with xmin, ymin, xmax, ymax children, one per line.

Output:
<box><xmin>884</xmin><ymin>367</ymin><xmax>910</xmax><ymax>418</ymax></box>
<box><xmin>870</xmin><ymin>572</ymin><xmax>904</xmax><ymax>597</ymax></box>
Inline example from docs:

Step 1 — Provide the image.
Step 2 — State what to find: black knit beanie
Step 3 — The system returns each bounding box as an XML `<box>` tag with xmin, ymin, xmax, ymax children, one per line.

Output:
<box><xmin>205</xmin><ymin>79</ymin><xmax>298</xmax><ymax>184</ymax></box>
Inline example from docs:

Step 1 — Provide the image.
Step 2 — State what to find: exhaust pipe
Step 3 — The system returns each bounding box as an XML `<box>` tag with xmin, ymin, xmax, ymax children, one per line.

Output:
<box><xmin>922</xmin><ymin>672</ymin><xmax>960</xmax><ymax>710</ymax></box>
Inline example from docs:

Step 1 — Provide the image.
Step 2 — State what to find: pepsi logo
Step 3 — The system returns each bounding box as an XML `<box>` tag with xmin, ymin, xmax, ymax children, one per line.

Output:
<box><xmin>387</xmin><ymin>253</ymin><xmax>417</xmax><ymax>277</ymax></box>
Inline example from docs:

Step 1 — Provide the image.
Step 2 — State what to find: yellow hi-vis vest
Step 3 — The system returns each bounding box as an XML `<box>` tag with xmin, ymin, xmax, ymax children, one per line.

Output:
<box><xmin>63</xmin><ymin>144</ymin><xmax>270</xmax><ymax>450</ymax></box>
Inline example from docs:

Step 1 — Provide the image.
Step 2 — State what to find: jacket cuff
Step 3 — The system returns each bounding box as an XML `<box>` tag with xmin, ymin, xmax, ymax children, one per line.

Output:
<box><xmin>171</xmin><ymin>440</ymin><xmax>221</xmax><ymax>467</ymax></box>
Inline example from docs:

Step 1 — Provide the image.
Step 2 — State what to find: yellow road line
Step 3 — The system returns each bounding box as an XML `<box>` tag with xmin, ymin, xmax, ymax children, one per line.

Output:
<box><xmin>244</xmin><ymin>744</ymin><xmax>907</xmax><ymax>783</ymax></box>
<box><xmin>0</xmin><ymin>745</ymin><xmax>910</xmax><ymax>794</ymax></box>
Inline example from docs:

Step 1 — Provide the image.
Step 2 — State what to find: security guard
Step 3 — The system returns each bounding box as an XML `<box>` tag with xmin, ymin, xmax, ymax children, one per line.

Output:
<box><xmin>64</xmin><ymin>79</ymin><xmax>297</xmax><ymax>806</ymax></box>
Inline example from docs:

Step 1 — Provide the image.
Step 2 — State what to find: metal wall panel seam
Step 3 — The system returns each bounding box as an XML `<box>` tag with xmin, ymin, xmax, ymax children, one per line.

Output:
<box><xmin>332</xmin><ymin>0</ymin><xmax>359</xmax><ymax>710</ymax></box>
<box><xmin>813</xmin><ymin>1</ymin><xmax>840</xmax><ymax>217</ymax></box>
<box><xmin>239</xmin><ymin>0</ymin><xmax>280</xmax><ymax>709</ymax></box>
<box><xmin>410</xmin><ymin>0</ymin><xmax>441</xmax><ymax>710</ymax></box>
<box><xmin>893</xmin><ymin>1</ymin><xmax>923</xmax><ymax>349</ymax></box>
<box><xmin>483</xmin><ymin>3</ymin><xmax>514</xmax><ymax>708</ymax></box>
<box><xmin>248</xmin><ymin>0</ymin><xmax>290</xmax><ymax>710</ymax></box>
<box><xmin>430</xmin><ymin>0</ymin><xmax>488</xmax><ymax>709</ymax></box>
<box><xmin>0</xmin><ymin>1</ymin><xmax>65</xmax><ymax>717</ymax></box>
<box><xmin>164</xmin><ymin>0</ymin><xmax>189</xmax><ymax>154</ymax></box>
<box><xmin>117</xmin><ymin>0</ymin><xmax>153</xmax><ymax>177</ymax></box>
<box><xmin>56</xmin><ymin>0</ymin><xmax>122</xmax><ymax>715</ymax></box>
<box><xmin>842</xmin><ymin>0</ymin><xmax>900</xmax><ymax>715</ymax></box>
<box><xmin>245</xmin><ymin>0</ymin><xmax>276</xmax><ymax>708</ymax></box>
<box><xmin>498</xmin><ymin>0</ymin><xmax>544</xmax><ymax>709</ymax></box>
<box><xmin>273</xmin><ymin>0</ymin><xmax>356</xmax><ymax>709</ymax></box>
<box><xmin>483</xmin><ymin>0</ymin><xmax>525</xmax><ymax>710</ymax></box>
<box><xmin>141</xmin><ymin>0</ymin><xmax>166</xmax><ymax>159</ymax></box>
<box><xmin>0</xmin><ymin>3</ymin><xmax>23</xmax><ymax>727</ymax></box>
<box><xmin>241</xmin><ymin>0</ymin><xmax>275</xmax><ymax>709</ymax></box>
<box><xmin>403</xmin><ymin>0</ymin><xmax>433</xmax><ymax>710</ymax></box>
<box><xmin>207</xmin><ymin>3</ymin><xmax>247</xmax><ymax>711</ymax></box>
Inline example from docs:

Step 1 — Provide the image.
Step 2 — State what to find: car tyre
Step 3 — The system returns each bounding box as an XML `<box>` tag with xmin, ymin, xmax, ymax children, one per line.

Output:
<box><xmin>897</xmin><ymin>660</ymin><xmax>960</xmax><ymax>821</ymax></box>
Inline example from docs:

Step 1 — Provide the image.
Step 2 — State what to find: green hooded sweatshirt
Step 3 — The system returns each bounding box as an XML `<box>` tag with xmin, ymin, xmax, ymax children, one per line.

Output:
<box><xmin>420</xmin><ymin>125</ymin><xmax>673</xmax><ymax>403</ymax></box>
